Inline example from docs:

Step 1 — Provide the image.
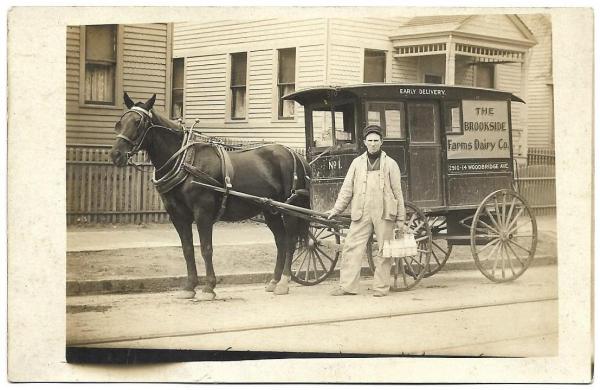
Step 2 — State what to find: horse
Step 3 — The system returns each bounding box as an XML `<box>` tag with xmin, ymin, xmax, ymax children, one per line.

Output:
<box><xmin>110</xmin><ymin>93</ymin><xmax>311</xmax><ymax>300</ymax></box>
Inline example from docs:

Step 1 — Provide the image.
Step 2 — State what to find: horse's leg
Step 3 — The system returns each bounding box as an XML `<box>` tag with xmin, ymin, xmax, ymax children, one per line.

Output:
<box><xmin>263</xmin><ymin>212</ymin><xmax>286</xmax><ymax>292</ymax></box>
<box><xmin>195</xmin><ymin>218</ymin><xmax>217</xmax><ymax>301</ymax></box>
<box><xmin>170</xmin><ymin>215</ymin><xmax>198</xmax><ymax>299</ymax></box>
<box><xmin>273</xmin><ymin>215</ymin><xmax>301</xmax><ymax>295</ymax></box>
<box><xmin>275</xmin><ymin>212</ymin><xmax>309</xmax><ymax>295</ymax></box>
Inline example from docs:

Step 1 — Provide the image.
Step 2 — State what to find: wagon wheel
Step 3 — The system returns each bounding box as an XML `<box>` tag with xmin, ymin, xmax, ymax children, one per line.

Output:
<box><xmin>390</xmin><ymin>202</ymin><xmax>432</xmax><ymax>291</ymax></box>
<box><xmin>471</xmin><ymin>189</ymin><xmax>538</xmax><ymax>283</ymax></box>
<box><xmin>291</xmin><ymin>223</ymin><xmax>342</xmax><ymax>286</ymax></box>
<box><xmin>424</xmin><ymin>215</ymin><xmax>453</xmax><ymax>278</ymax></box>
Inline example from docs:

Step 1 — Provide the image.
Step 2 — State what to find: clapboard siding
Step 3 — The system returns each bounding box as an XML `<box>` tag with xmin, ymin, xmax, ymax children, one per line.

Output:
<box><xmin>297</xmin><ymin>44</ymin><xmax>326</xmax><ymax>88</ymax></box>
<box><xmin>496</xmin><ymin>62</ymin><xmax>523</xmax><ymax>126</ymax></box>
<box><xmin>184</xmin><ymin>54</ymin><xmax>227</xmax><ymax>120</ymax></box>
<box><xmin>455</xmin><ymin>56</ymin><xmax>474</xmax><ymax>86</ymax></box>
<box><xmin>496</xmin><ymin>62</ymin><xmax>525</xmax><ymax>155</ymax></box>
<box><xmin>329</xmin><ymin>18</ymin><xmax>408</xmax><ymax>44</ymax></box>
<box><xmin>459</xmin><ymin>15</ymin><xmax>528</xmax><ymax>41</ymax></box>
<box><xmin>173</xmin><ymin>19</ymin><xmax>326</xmax><ymax>55</ymax></box>
<box><xmin>520</xmin><ymin>14</ymin><xmax>553</xmax><ymax>148</ymax></box>
<box><xmin>391</xmin><ymin>57</ymin><xmax>418</xmax><ymax>82</ymax></box>
<box><xmin>329</xmin><ymin>45</ymin><xmax>363</xmax><ymax>84</ymax></box>
<box><xmin>66</xmin><ymin>23</ymin><xmax>169</xmax><ymax>146</ymax></box>
<box><xmin>248</xmin><ymin>49</ymin><xmax>274</xmax><ymax>119</ymax></box>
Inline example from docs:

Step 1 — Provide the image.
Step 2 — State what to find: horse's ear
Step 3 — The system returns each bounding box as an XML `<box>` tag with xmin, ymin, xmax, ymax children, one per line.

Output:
<box><xmin>123</xmin><ymin>92</ymin><xmax>134</xmax><ymax>109</ymax></box>
<box><xmin>145</xmin><ymin>94</ymin><xmax>156</xmax><ymax>109</ymax></box>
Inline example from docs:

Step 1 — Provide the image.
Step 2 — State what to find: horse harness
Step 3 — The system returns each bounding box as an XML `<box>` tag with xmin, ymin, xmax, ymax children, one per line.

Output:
<box><xmin>121</xmin><ymin>107</ymin><xmax>308</xmax><ymax>222</ymax></box>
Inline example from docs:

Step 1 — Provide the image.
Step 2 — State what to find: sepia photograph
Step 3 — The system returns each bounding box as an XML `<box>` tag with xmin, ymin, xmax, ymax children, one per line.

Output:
<box><xmin>6</xmin><ymin>5</ymin><xmax>593</xmax><ymax>383</ymax></box>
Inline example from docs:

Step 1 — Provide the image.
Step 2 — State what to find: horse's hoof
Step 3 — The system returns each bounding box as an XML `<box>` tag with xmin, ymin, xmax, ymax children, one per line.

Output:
<box><xmin>175</xmin><ymin>290</ymin><xmax>196</xmax><ymax>299</ymax></box>
<box><xmin>265</xmin><ymin>280</ymin><xmax>278</xmax><ymax>292</ymax></box>
<box><xmin>273</xmin><ymin>284</ymin><xmax>289</xmax><ymax>295</ymax></box>
<box><xmin>197</xmin><ymin>291</ymin><xmax>216</xmax><ymax>301</ymax></box>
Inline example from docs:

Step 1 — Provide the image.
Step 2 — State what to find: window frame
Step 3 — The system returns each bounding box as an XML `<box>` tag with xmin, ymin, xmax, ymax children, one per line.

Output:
<box><xmin>170</xmin><ymin>57</ymin><xmax>185</xmax><ymax>120</ymax></box>
<box><xmin>424</xmin><ymin>73</ymin><xmax>444</xmax><ymax>84</ymax></box>
<box><xmin>275</xmin><ymin>47</ymin><xmax>297</xmax><ymax>121</ymax></box>
<box><xmin>364</xmin><ymin>100</ymin><xmax>407</xmax><ymax>140</ymax></box>
<box><xmin>474</xmin><ymin>63</ymin><xmax>496</xmax><ymax>89</ymax></box>
<box><xmin>228</xmin><ymin>52</ymin><xmax>248</xmax><ymax>121</ymax></box>
<box><xmin>443</xmin><ymin>100</ymin><xmax>464</xmax><ymax>135</ymax></box>
<box><xmin>78</xmin><ymin>24</ymin><xmax>123</xmax><ymax>109</ymax></box>
<box><xmin>363</xmin><ymin>49</ymin><xmax>387</xmax><ymax>83</ymax></box>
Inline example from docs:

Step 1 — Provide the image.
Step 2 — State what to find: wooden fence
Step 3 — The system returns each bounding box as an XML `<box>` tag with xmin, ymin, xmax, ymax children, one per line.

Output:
<box><xmin>66</xmin><ymin>142</ymin><xmax>306</xmax><ymax>224</ymax></box>
<box><xmin>67</xmin><ymin>145</ymin><xmax>555</xmax><ymax>224</ymax></box>
<box><xmin>514</xmin><ymin>164</ymin><xmax>556</xmax><ymax>215</ymax></box>
<box><xmin>527</xmin><ymin>147</ymin><xmax>555</xmax><ymax>166</ymax></box>
<box><xmin>67</xmin><ymin>146</ymin><xmax>169</xmax><ymax>224</ymax></box>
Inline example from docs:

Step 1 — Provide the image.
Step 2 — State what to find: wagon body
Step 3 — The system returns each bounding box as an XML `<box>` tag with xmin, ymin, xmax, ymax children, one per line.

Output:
<box><xmin>284</xmin><ymin>84</ymin><xmax>537</xmax><ymax>286</ymax></box>
<box><xmin>285</xmin><ymin>83</ymin><xmax>522</xmax><ymax>244</ymax></box>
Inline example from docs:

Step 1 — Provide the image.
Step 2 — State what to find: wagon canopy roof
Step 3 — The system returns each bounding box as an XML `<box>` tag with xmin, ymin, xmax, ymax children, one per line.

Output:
<box><xmin>283</xmin><ymin>83</ymin><xmax>525</xmax><ymax>105</ymax></box>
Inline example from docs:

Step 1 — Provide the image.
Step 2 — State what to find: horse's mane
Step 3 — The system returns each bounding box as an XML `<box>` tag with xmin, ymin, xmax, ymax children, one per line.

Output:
<box><xmin>142</xmin><ymin>104</ymin><xmax>181</xmax><ymax>130</ymax></box>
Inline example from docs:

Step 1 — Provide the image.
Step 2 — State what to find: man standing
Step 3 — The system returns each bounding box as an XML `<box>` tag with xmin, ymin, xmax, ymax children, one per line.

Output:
<box><xmin>327</xmin><ymin>125</ymin><xmax>405</xmax><ymax>297</ymax></box>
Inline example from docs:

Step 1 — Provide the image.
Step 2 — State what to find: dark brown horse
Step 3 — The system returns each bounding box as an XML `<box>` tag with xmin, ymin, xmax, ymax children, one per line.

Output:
<box><xmin>110</xmin><ymin>93</ymin><xmax>310</xmax><ymax>300</ymax></box>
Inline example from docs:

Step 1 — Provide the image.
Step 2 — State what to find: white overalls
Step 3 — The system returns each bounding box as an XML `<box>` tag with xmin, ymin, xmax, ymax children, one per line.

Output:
<box><xmin>339</xmin><ymin>160</ymin><xmax>394</xmax><ymax>295</ymax></box>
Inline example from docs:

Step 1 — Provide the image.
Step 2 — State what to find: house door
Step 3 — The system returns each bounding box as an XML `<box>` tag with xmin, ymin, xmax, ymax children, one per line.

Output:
<box><xmin>407</xmin><ymin>101</ymin><xmax>444</xmax><ymax>207</ymax></box>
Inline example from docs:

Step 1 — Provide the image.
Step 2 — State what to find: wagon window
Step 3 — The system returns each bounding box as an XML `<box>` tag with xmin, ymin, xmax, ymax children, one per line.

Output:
<box><xmin>408</xmin><ymin>103</ymin><xmax>439</xmax><ymax>143</ymax></box>
<box><xmin>444</xmin><ymin>101</ymin><xmax>462</xmax><ymax>134</ymax></box>
<box><xmin>311</xmin><ymin>104</ymin><xmax>355</xmax><ymax>147</ymax></box>
<box><xmin>366</xmin><ymin>102</ymin><xmax>405</xmax><ymax>139</ymax></box>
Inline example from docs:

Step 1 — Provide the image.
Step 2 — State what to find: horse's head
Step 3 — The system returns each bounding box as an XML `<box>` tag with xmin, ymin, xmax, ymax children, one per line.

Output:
<box><xmin>110</xmin><ymin>92</ymin><xmax>156</xmax><ymax>167</ymax></box>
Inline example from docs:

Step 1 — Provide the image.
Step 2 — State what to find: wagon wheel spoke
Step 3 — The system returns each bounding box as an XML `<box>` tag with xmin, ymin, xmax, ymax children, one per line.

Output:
<box><xmin>484</xmin><ymin>206</ymin><xmax>502</xmax><ymax>232</ymax></box>
<box><xmin>488</xmin><ymin>240</ymin><xmax>502</xmax><ymax>278</ymax></box>
<box><xmin>312</xmin><ymin>248</ymin><xmax>328</xmax><ymax>272</ymax></box>
<box><xmin>314</xmin><ymin>243</ymin><xmax>336</xmax><ymax>262</ymax></box>
<box><xmin>501</xmin><ymin>192</ymin><xmax>508</xmax><ymax>230</ymax></box>
<box><xmin>504</xmin><ymin>207</ymin><xmax>526</xmax><ymax>233</ymax></box>
<box><xmin>293</xmin><ymin>249</ymin><xmax>310</xmax><ymax>278</ymax></box>
<box><xmin>507</xmin><ymin>218</ymin><xmax>532</xmax><ymax>237</ymax></box>
<box><xmin>503</xmin><ymin>243</ymin><xmax>517</xmax><ymax>277</ymax></box>
<box><xmin>475</xmin><ymin>219</ymin><xmax>499</xmax><ymax>235</ymax></box>
<box><xmin>506</xmin><ymin>238</ymin><xmax>532</xmax><ymax>255</ymax></box>
<box><xmin>505</xmin><ymin>240</ymin><xmax>526</xmax><ymax>268</ymax></box>
<box><xmin>476</xmin><ymin>237</ymin><xmax>501</xmax><ymax>254</ymax></box>
<box><xmin>505</xmin><ymin>196</ymin><xmax>517</xmax><ymax>228</ymax></box>
<box><xmin>493</xmin><ymin>196</ymin><xmax>504</xmax><ymax>229</ymax></box>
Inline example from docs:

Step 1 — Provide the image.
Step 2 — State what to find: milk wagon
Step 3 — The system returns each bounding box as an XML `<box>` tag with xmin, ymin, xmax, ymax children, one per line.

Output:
<box><xmin>283</xmin><ymin>84</ymin><xmax>538</xmax><ymax>290</ymax></box>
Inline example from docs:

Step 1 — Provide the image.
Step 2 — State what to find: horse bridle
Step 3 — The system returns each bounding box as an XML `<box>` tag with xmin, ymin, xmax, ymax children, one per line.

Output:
<box><xmin>115</xmin><ymin>106</ymin><xmax>155</xmax><ymax>156</ymax></box>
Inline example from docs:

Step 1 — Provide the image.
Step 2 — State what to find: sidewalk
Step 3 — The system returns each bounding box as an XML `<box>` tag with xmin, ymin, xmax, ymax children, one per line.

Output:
<box><xmin>66</xmin><ymin>216</ymin><xmax>558</xmax><ymax>296</ymax></box>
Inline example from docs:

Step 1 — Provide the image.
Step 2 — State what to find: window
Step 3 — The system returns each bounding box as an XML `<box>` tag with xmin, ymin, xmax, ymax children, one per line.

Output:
<box><xmin>230</xmin><ymin>52</ymin><xmax>247</xmax><ymax>120</ymax></box>
<box><xmin>366</xmin><ymin>102</ymin><xmax>406</xmax><ymax>139</ymax></box>
<box><xmin>171</xmin><ymin>58</ymin><xmax>184</xmax><ymax>119</ymax></box>
<box><xmin>364</xmin><ymin>49</ymin><xmax>386</xmax><ymax>83</ymax></box>
<box><xmin>83</xmin><ymin>25</ymin><xmax>117</xmax><ymax>105</ymax></box>
<box><xmin>424</xmin><ymin>74</ymin><xmax>443</xmax><ymax>84</ymax></box>
<box><xmin>444</xmin><ymin>101</ymin><xmax>462</xmax><ymax>134</ymax></box>
<box><xmin>408</xmin><ymin>103</ymin><xmax>439</xmax><ymax>143</ymax></box>
<box><xmin>475</xmin><ymin>64</ymin><xmax>495</xmax><ymax>88</ymax></box>
<box><xmin>277</xmin><ymin>48</ymin><xmax>296</xmax><ymax>119</ymax></box>
<box><xmin>310</xmin><ymin>103</ymin><xmax>356</xmax><ymax>147</ymax></box>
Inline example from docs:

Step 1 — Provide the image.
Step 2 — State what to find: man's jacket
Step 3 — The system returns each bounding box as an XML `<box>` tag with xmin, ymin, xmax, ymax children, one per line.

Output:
<box><xmin>331</xmin><ymin>151</ymin><xmax>406</xmax><ymax>222</ymax></box>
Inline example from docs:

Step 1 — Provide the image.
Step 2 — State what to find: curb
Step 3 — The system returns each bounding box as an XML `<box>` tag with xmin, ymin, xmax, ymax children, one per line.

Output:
<box><xmin>67</xmin><ymin>255</ymin><xmax>557</xmax><ymax>297</ymax></box>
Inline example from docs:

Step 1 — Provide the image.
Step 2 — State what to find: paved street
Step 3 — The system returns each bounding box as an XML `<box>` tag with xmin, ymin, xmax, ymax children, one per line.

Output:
<box><xmin>67</xmin><ymin>265</ymin><xmax>557</xmax><ymax>357</ymax></box>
